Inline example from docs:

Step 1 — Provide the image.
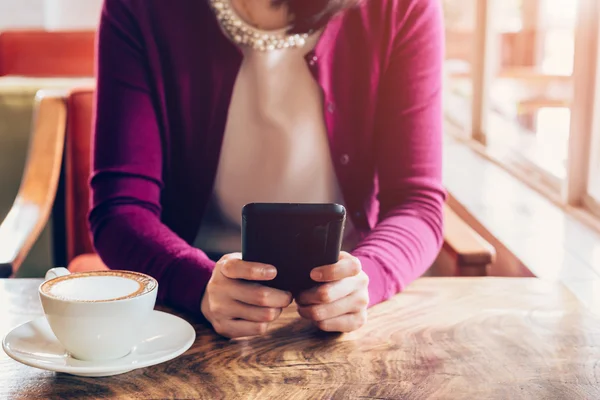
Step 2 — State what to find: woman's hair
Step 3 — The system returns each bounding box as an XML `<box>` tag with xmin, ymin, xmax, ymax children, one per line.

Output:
<box><xmin>273</xmin><ymin>0</ymin><xmax>358</xmax><ymax>32</ymax></box>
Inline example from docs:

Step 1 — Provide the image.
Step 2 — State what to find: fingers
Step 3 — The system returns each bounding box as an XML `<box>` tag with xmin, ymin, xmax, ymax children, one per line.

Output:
<box><xmin>296</xmin><ymin>271</ymin><xmax>368</xmax><ymax>306</ymax></box>
<box><xmin>296</xmin><ymin>278</ymin><xmax>355</xmax><ymax>306</ymax></box>
<box><xmin>216</xmin><ymin>274</ymin><xmax>292</xmax><ymax>308</ymax></box>
<box><xmin>310</xmin><ymin>252</ymin><xmax>361</xmax><ymax>283</ymax></box>
<box><xmin>216</xmin><ymin>300</ymin><xmax>283</xmax><ymax>323</ymax></box>
<box><xmin>297</xmin><ymin>290</ymin><xmax>369</xmax><ymax>322</ymax></box>
<box><xmin>212</xmin><ymin>319</ymin><xmax>271</xmax><ymax>339</ymax></box>
<box><xmin>314</xmin><ymin>311</ymin><xmax>368</xmax><ymax>333</ymax></box>
<box><xmin>203</xmin><ymin>253</ymin><xmax>368</xmax><ymax>338</ymax></box>
<box><xmin>295</xmin><ymin>270</ymin><xmax>370</xmax><ymax>334</ymax></box>
<box><xmin>202</xmin><ymin>253</ymin><xmax>295</xmax><ymax>339</ymax></box>
<box><xmin>219</xmin><ymin>253</ymin><xmax>277</xmax><ymax>281</ymax></box>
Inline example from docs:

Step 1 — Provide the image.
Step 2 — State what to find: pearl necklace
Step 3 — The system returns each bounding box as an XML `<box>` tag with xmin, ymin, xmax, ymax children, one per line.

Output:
<box><xmin>209</xmin><ymin>0</ymin><xmax>311</xmax><ymax>51</ymax></box>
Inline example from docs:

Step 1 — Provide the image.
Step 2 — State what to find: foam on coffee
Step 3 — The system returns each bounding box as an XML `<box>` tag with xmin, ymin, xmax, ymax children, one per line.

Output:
<box><xmin>41</xmin><ymin>271</ymin><xmax>157</xmax><ymax>302</ymax></box>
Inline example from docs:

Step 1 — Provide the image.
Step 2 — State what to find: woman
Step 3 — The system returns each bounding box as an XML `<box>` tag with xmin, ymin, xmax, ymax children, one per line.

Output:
<box><xmin>90</xmin><ymin>0</ymin><xmax>445</xmax><ymax>338</ymax></box>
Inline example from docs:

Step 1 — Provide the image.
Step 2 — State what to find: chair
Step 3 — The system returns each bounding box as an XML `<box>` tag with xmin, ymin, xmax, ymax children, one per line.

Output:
<box><xmin>0</xmin><ymin>30</ymin><xmax>95</xmax><ymax>77</ymax></box>
<box><xmin>0</xmin><ymin>89</ymin><xmax>496</xmax><ymax>278</ymax></box>
<box><xmin>0</xmin><ymin>30</ymin><xmax>96</xmax><ymax>277</ymax></box>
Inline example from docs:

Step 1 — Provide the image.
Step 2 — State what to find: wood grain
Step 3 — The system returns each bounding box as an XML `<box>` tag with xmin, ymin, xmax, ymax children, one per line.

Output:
<box><xmin>1</xmin><ymin>278</ymin><xmax>599</xmax><ymax>399</ymax></box>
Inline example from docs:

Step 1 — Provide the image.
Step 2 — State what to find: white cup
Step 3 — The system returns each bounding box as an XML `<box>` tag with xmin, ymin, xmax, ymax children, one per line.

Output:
<box><xmin>39</xmin><ymin>268</ymin><xmax>158</xmax><ymax>361</ymax></box>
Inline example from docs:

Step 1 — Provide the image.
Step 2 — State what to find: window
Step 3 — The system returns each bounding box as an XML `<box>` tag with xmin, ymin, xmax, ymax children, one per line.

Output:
<box><xmin>483</xmin><ymin>0</ymin><xmax>575</xmax><ymax>182</ymax></box>
<box><xmin>443</xmin><ymin>0</ymin><xmax>600</xmax><ymax>222</ymax></box>
<box><xmin>442</xmin><ymin>0</ymin><xmax>476</xmax><ymax>134</ymax></box>
<box><xmin>590</xmin><ymin>127</ymin><xmax>600</xmax><ymax>205</ymax></box>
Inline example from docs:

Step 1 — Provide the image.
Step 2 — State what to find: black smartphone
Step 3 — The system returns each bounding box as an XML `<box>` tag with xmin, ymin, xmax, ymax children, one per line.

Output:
<box><xmin>242</xmin><ymin>203</ymin><xmax>346</xmax><ymax>295</ymax></box>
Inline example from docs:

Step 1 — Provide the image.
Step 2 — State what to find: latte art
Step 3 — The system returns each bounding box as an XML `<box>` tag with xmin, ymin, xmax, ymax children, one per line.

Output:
<box><xmin>41</xmin><ymin>271</ymin><xmax>157</xmax><ymax>302</ymax></box>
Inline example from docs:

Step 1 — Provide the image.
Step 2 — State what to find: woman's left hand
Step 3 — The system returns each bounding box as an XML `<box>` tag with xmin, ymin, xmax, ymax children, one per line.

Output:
<box><xmin>296</xmin><ymin>252</ymin><xmax>369</xmax><ymax>333</ymax></box>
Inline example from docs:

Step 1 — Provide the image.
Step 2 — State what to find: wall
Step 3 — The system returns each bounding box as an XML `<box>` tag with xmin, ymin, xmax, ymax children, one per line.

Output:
<box><xmin>43</xmin><ymin>0</ymin><xmax>102</xmax><ymax>30</ymax></box>
<box><xmin>0</xmin><ymin>0</ymin><xmax>45</xmax><ymax>30</ymax></box>
<box><xmin>0</xmin><ymin>0</ymin><xmax>101</xmax><ymax>31</ymax></box>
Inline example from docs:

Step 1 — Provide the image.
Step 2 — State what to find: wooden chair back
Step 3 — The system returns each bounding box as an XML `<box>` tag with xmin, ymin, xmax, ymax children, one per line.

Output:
<box><xmin>0</xmin><ymin>88</ymin><xmax>96</xmax><ymax>276</ymax></box>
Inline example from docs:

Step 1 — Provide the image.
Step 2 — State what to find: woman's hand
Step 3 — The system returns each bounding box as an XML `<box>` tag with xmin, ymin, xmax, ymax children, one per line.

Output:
<box><xmin>296</xmin><ymin>252</ymin><xmax>369</xmax><ymax>333</ymax></box>
<box><xmin>201</xmin><ymin>253</ymin><xmax>293</xmax><ymax>339</ymax></box>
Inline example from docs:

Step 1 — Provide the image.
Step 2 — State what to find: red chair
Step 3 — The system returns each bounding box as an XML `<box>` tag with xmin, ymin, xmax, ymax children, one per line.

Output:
<box><xmin>0</xmin><ymin>88</ymin><xmax>107</xmax><ymax>277</ymax></box>
<box><xmin>0</xmin><ymin>30</ymin><xmax>95</xmax><ymax>77</ymax></box>
<box><xmin>0</xmin><ymin>30</ymin><xmax>96</xmax><ymax>276</ymax></box>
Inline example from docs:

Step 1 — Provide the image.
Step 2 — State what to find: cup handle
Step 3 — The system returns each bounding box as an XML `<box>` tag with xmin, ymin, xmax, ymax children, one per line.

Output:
<box><xmin>45</xmin><ymin>267</ymin><xmax>71</xmax><ymax>281</ymax></box>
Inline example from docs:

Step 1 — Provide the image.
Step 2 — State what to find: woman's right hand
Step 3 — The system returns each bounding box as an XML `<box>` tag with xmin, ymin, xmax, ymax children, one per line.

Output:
<box><xmin>201</xmin><ymin>253</ymin><xmax>292</xmax><ymax>339</ymax></box>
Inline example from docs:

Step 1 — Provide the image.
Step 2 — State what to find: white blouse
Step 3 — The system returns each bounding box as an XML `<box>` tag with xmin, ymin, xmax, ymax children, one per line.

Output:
<box><xmin>194</xmin><ymin>9</ymin><xmax>354</xmax><ymax>256</ymax></box>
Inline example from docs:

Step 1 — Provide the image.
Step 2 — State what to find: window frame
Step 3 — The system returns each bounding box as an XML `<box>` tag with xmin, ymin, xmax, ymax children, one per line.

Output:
<box><xmin>583</xmin><ymin>0</ymin><xmax>600</xmax><ymax>212</ymax></box>
<box><xmin>562</xmin><ymin>0</ymin><xmax>598</xmax><ymax>206</ymax></box>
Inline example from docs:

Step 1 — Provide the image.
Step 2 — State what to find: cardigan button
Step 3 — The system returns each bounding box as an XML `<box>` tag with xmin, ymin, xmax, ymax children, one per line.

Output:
<box><xmin>327</xmin><ymin>102</ymin><xmax>336</xmax><ymax>113</ymax></box>
<box><xmin>308</xmin><ymin>55</ymin><xmax>318</xmax><ymax>66</ymax></box>
<box><xmin>340</xmin><ymin>154</ymin><xmax>350</xmax><ymax>165</ymax></box>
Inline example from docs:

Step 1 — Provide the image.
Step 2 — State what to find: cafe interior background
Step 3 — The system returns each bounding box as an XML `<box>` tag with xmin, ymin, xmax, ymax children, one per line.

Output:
<box><xmin>0</xmin><ymin>0</ymin><xmax>599</xmax><ymax>314</ymax></box>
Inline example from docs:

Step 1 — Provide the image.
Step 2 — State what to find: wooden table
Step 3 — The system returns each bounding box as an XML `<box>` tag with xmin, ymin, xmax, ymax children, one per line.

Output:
<box><xmin>1</xmin><ymin>278</ymin><xmax>599</xmax><ymax>399</ymax></box>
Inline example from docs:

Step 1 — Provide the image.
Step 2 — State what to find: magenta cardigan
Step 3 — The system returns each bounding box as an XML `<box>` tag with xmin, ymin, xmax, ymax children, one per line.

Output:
<box><xmin>90</xmin><ymin>0</ymin><xmax>446</xmax><ymax>314</ymax></box>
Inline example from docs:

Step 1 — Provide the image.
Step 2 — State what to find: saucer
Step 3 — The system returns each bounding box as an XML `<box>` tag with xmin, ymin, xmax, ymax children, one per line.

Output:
<box><xmin>2</xmin><ymin>310</ymin><xmax>196</xmax><ymax>377</ymax></box>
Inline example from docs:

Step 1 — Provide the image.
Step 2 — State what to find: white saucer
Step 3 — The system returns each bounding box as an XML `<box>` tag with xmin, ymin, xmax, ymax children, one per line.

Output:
<box><xmin>2</xmin><ymin>310</ymin><xmax>196</xmax><ymax>377</ymax></box>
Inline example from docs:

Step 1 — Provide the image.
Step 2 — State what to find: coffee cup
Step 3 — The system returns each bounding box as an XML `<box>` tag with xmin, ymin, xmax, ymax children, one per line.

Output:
<box><xmin>39</xmin><ymin>268</ymin><xmax>158</xmax><ymax>361</ymax></box>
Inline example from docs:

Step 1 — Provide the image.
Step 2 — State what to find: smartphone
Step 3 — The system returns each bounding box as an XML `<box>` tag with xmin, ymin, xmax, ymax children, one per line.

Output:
<box><xmin>241</xmin><ymin>203</ymin><xmax>346</xmax><ymax>295</ymax></box>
